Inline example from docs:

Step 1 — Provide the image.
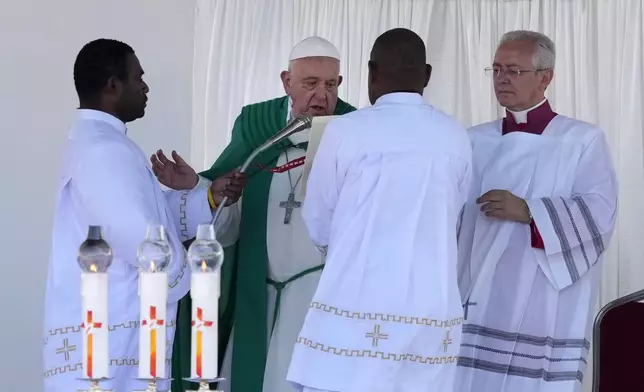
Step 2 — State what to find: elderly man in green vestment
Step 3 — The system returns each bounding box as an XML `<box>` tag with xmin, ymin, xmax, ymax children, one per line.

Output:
<box><xmin>151</xmin><ymin>36</ymin><xmax>357</xmax><ymax>392</ymax></box>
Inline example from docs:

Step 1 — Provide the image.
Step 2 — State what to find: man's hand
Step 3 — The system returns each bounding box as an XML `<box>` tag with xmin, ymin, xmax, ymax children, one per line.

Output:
<box><xmin>477</xmin><ymin>189</ymin><xmax>531</xmax><ymax>223</ymax></box>
<box><xmin>210</xmin><ymin>171</ymin><xmax>247</xmax><ymax>206</ymax></box>
<box><xmin>150</xmin><ymin>150</ymin><xmax>198</xmax><ymax>190</ymax></box>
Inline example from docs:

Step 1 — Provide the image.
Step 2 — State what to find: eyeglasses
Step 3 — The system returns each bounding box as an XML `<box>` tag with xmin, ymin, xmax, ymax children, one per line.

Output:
<box><xmin>484</xmin><ymin>67</ymin><xmax>549</xmax><ymax>79</ymax></box>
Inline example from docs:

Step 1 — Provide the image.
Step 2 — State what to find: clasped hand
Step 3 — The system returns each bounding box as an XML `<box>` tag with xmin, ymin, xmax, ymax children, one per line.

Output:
<box><xmin>209</xmin><ymin>171</ymin><xmax>247</xmax><ymax>206</ymax></box>
<box><xmin>477</xmin><ymin>189</ymin><xmax>531</xmax><ymax>224</ymax></box>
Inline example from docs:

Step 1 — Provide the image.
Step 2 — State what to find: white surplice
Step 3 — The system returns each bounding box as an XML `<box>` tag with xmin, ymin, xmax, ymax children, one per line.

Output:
<box><xmin>217</xmin><ymin>123</ymin><xmax>325</xmax><ymax>392</ymax></box>
<box><xmin>43</xmin><ymin>109</ymin><xmax>221</xmax><ymax>392</ymax></box>
<box><xmin>288</xmin><ymin>92</ymin><xmax>473</xmax><ymax>392</ymax></box>
<box><xmin>455</xmin><ymin>115</ymin><xmax>618</xmax><ymax>392</ymax></box>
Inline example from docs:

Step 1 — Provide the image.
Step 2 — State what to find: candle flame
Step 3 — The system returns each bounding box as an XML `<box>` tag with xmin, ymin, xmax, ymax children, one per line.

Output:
<box><xmin>150</xmin><ymin>260</ymin><xmax>156</xmax><ymax>272</ymax></box>
<box><xmin>201</xmin><ymin>260</ymin><xmax>207</xmax><ymax>272</ymax></box>
<box><xmin>89</xmin><ymin>264</ymin><xmax>97</xmax><ymax>273</ymax></box>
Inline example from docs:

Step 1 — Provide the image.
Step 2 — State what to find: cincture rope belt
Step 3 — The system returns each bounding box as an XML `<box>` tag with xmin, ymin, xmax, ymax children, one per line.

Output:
<box><xmin>266</xmin><ymin>263</ymin><xmax>324</xmax><ymax>336</ymax></box>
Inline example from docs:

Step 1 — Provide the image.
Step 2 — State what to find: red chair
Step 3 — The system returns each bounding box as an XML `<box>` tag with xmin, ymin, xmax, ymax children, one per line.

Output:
<box><xmin>592</xmin><ymin>289</ymin><xmax>644</xmax><ymax>391</ymax></box>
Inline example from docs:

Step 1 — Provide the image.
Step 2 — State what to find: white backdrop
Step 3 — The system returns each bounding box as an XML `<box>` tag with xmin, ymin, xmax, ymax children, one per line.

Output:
<box><xmin>0</xmin><ymin>0</ymin><xmax>196</xmax><ymax>390</ymax></box>
<box><xmin>1</xmin><ymin>0</ymin><xmax>642</xmax><ymax>390</ymax></box>
<box><xmin>191</xmin><ymin>0</ymin><xmax>644</xmax><ymax>389</ymax></box>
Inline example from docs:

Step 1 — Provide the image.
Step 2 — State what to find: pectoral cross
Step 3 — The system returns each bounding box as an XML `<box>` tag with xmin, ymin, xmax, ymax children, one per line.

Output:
<box><xmin>279</xmin><ymin>192</ymin><xmax>301</xmax><ymax>224</ymax></box>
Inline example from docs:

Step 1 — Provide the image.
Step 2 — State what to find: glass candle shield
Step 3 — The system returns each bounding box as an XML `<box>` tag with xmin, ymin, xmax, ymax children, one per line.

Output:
<box><xmin>77</xmin><ymin>225</ymin><xmax>113</xmax><ymax>273</ymax></box>
<box><xmin>137</xmin><ymin>224</ymin><xmax>172</xmax><ymax>273</ymax></box>
<box><xmin>187</xmin><ymin>224</ymin><xmax>224</xmax><ymax>273</ymax></box>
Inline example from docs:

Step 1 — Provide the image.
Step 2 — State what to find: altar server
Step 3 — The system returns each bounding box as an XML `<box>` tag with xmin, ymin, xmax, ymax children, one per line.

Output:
<box><xmin>287</xmin><ymin>28</ymin><xmax>472</xmax><ymax>392</ymax></box>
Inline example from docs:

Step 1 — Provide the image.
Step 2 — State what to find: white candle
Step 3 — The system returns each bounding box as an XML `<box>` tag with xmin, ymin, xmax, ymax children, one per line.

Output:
<box><xmin>138</xmin><ymin>267</ymin><xmax>168</xmax><ymax>379</ymax></box>
<box><xmin>190</xmin><ymin>269</ymin><xmax>220</xmax><ymax>379</ymax></box>
<box><xmin>80</xmin><ymin>271</ymin><xmax>109</xmax><ymax>380</ymax></box>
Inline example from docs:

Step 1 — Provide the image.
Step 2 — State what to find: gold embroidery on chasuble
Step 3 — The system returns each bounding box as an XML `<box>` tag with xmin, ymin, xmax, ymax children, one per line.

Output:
<box><xmin>297</xmin><ymin>302</ymin><xmax>462</xmax><ymax>364</ymax></box>
<box><xmin>295</xmin><ymin>337</ymin><xmax>458</xmax><ymax>364</ymax></box>
<box><xmin>308</xmin><ymin>301</ymin><xmax>463</xmax><ymax>327</ymax></box>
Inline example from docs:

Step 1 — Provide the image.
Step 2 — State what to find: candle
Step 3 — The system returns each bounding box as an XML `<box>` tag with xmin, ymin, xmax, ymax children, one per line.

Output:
<box><xmin>77</xmin><ymin>225</ymin><xmax>113</xmax><ymax>380</ymax></box>
<box><xmin>139</xmin><ymin>268</ymin><xmax>168</xmax><ymax>378</ymax></box>
<box><xmin>187</xmin><ymin>224</ymin><xmax>224</xmax><ymax>380</ymax></box>
<box><xmin>190</xmin><ymin>267</ymin><xmax>219</xmax><ymax>379</ymax></box>
<box><xmin>137</xmin><ymin>224</ymin><xmax>172</xmax><ymax>379</ymax></box>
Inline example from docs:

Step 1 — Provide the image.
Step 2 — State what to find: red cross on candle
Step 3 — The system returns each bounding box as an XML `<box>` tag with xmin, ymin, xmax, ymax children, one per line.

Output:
<box><xmin>142</xmin><ymin>306</ymin><xmax>165</xmax><ymax>377</ymax></box>
<box><xmin>191</xmin><ymin>307</ymin><xmax>213</xmax><ymax>378</ymax></box>
<box><xmin>80</xmin><ymin>310</ymin><xmax>103</xmax><ymax>379</ymax></box>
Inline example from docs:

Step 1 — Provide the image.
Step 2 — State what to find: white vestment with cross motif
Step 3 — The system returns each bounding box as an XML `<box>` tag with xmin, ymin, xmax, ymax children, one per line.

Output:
<box><xmin>287</xmin><ymin>92</ymin><xmax>473</xmax><ymax>392</ymax></box>
<box><xmin>43</xmin><ymin>109</ymin><xmax>225</xmax><ymax>392</ymax></box>
<box><xmin>455</xmin><ymin>116</ymin><xmax>618</xmax><ymax>392</ymax></box>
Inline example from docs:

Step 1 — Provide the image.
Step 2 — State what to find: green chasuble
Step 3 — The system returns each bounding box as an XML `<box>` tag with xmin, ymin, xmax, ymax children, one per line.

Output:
<box><xmin>171</xmin><ymin>96</ymin><xmax>356</xmax><ymax>392</ymax></box>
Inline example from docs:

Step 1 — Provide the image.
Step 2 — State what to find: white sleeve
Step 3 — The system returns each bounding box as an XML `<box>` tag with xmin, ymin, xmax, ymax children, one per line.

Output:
<box><xmin>527</xmin><ymin>129</ymin><xmax>618</xmax><ymax>290</ymax></box>
<box><xmin>73</xmin><ymin>143</ymin><xmax>164</xmax><ymax>270</ymax></box>
<box><xmin>164</xmin><ymin>175</ymin><xmax>241</xmax><ymax>247</ymax></box>
<box><xmin>301</xmin><ymin>121</ymin><xmax>346</xmax><ymax>248</ymax></box>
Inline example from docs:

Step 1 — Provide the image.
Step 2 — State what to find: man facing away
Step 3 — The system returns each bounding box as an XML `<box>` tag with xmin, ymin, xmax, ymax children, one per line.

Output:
<box><xmin>43</xmin><ymin>39</ymin><xmax>222</xmax><ymax>392</ymax></box>
<box><xmin>156</xmin><ymin>36</ymin><xmax>357</xmax><ymax>392</ymax></box>
<box><xmin>455</xmin><ymin>30</ymin><xmax>618</xmax><ymax>392</ymax></box>
<box><xmin>287</xmin><ymin>28</ymin><xmax>472</xmax><ymax>392</ymax></box>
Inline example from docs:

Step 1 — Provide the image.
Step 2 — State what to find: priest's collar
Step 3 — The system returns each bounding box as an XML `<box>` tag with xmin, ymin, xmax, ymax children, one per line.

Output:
<box><xmin>77</xmin><ymin>109</ymin><xmax>127</xmax><ymax>135</ymax></box>
<box><xmin>507</xmin><ymin>98</ymin><xmax>547</xmax><ymax>124</ymax></box>
<box><xmin>375</xmin><ymin>92</ymin><xmax>424</xmax><ymax>106</ymax></box>
<box><xmin>502</xmin><ymin>99</ymin><xmax>557</xmax><ymax>136</ymax></box>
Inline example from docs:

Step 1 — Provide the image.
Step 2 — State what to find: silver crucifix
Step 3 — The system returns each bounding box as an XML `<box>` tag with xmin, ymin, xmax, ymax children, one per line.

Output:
<box><xmin>279</xmin><ymin>192</ymin><xmax>302</xmax><ymax>224</ymax></box>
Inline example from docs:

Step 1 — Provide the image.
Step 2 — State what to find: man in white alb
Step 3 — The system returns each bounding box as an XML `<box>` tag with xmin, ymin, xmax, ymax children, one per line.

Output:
<box><xmin>43</xmin><ymin>39</ymin><xmax>232</xmax><ymax>392</ymax></box>
<box><xmin>287</xmin><ymin>28</ymin><xmax>472</xmax><ymax>392</ymax></box>
<box><xmin>154</xmin><ymin>37</ymin><xmax>356</xmax><ymax>392</ymax></box>
<box><xmin>455</xmin><ymin>30</ymin><xmax>618</xmax><ymax>392</ymax></box>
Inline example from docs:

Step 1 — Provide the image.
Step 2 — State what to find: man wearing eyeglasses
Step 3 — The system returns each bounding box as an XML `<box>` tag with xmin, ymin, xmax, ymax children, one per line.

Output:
<box><xmin>454</xmin><ymin>30</ymin><xmax>618</xmax><ymax>392</ymax></box>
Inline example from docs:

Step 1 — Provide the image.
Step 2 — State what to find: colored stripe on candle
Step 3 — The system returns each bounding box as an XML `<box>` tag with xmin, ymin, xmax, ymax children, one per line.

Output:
<box><xmin>82</xmin><ymin>310</ymin><xmax>103</xmax><ymax>379</ymax></box>
<box><xmin>87</xmin><ymin>332</ymin><xmax>93</xmax><ymax>378</ymax></box>
<box><xmin>196</xmin><ymin>329</ymin><xmax>203</xmax><ymax>377</ymax></box>
<box><xmin>191</xmin><ymin>307</ymin><xmax>214</xmax><ymax>379</ymax></box>
<box><xmin>151</xmin><ymin>327</ymin><xmax>157</xmax><ymax>377</ymax></box>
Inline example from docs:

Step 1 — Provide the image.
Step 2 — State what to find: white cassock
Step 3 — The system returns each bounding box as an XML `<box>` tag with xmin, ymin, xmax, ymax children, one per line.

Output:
<box><xmin>455</xmin><ymin>115</ymin><xmax>618</xmax><ymax>392</ymax></box>
<box><xmin>217</xmin><ymin>105</ymin><xmax>326</xmax><ymax>392</ymax></box>
<box><xmin>287</xmin><ymin>92</ymin><xmax>473</xmax><ymax>392</ymax></box>
<box><xmin>42</xmin><ymin>109</ymin><xmax>232</xmax><ymax>392</ymax></box>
